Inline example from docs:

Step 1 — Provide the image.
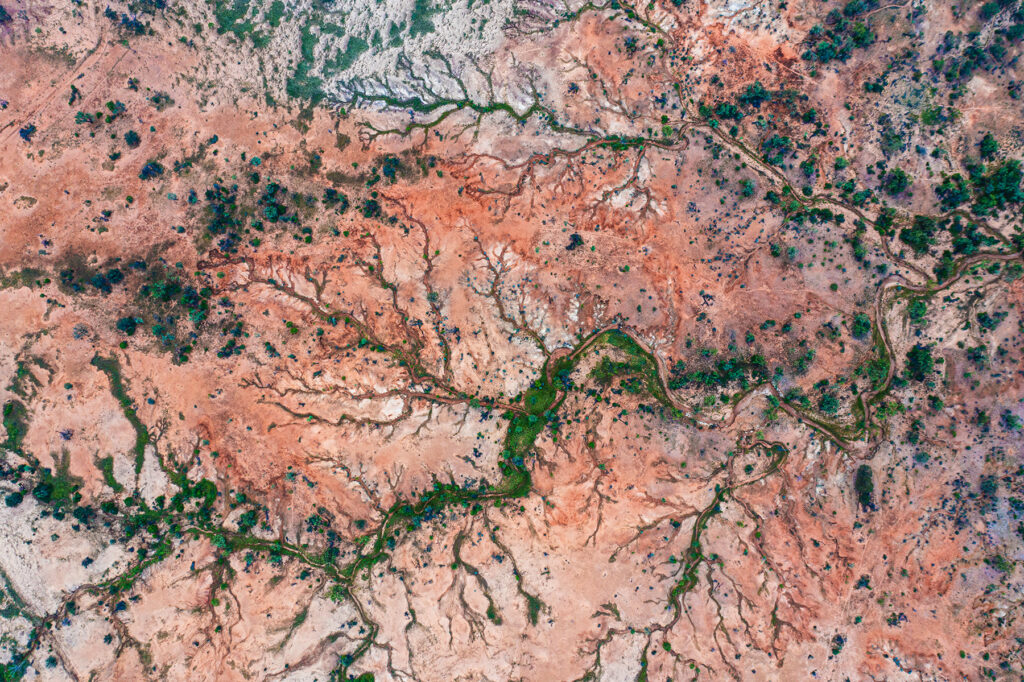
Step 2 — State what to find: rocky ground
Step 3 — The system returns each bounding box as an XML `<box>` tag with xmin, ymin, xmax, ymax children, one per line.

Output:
<box><xmin>0</xmin><ymin>0</ymin><xmax>1023</xmax><ymax>678</ymax></box>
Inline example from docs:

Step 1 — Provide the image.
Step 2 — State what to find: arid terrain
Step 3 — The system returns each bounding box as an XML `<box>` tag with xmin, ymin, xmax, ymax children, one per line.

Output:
<box><xmin>1</xmin><ymin>0</ymin><xmax>1023</xmax><ymax>678</ymax></box>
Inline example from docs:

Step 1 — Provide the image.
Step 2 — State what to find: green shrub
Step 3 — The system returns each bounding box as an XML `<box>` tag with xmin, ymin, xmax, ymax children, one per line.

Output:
<box><xmin>899</xmin><ymin>215</ymin><xmax>938</xmax><ymax>256</ymax></box>
<box><xmin>904</xmin><ymin>344</ymin><xmax>934</xmax><ymax>382</ymax></box>
<box><xmin>854</xmin><ymin>465</ymin><xmax>874</xmax><ymax>510</ymax></box>
<box><xmin>882</xmin><ymin>168</ymin><xmax>910</xmax><ymax>195</ymax></box>
<box><xmin>851</xmin><ymin>313</ymin><xmax>871</xmax><ymax>339</ymax></box>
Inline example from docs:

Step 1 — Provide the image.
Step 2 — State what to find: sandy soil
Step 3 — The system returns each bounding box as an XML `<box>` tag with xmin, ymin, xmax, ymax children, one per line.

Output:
<box><xmin>0</xmin><ymin>0</ymin><xmax>1023</xmax><ymax>678</ymax></box>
